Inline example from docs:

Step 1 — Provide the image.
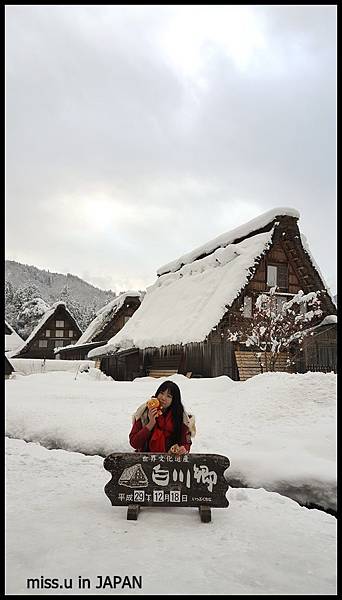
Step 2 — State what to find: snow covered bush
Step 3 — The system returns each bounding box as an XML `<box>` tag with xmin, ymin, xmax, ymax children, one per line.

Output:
<box><xmin>227</xmin><ymin>287</ymin><xmax>323</xmax><ymax>372</ymax></box>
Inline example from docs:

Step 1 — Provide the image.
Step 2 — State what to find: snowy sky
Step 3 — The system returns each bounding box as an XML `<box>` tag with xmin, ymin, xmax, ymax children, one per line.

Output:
<box><xmin>5</xmin><ymin>5</ymin><xmax>337</xmax><ymax>295</ymax></box>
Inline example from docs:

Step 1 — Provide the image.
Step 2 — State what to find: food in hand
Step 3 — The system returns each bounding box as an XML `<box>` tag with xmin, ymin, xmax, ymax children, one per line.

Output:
<box><xmin>169</xmin><ymin>444</ymin><xmax>187</xmax><ymax>455</ymax></box>
<box><xmin>147</xmin><ymin>397</ymin><xmax>162</xmax><ymax>417</ymax></box>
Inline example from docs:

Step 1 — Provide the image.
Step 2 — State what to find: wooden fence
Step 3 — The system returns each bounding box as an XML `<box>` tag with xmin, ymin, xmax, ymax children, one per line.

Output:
<box><xmin>306</xmin><ymin>364</ymin><xmax>337</xmax><ymax>374</ymax></box>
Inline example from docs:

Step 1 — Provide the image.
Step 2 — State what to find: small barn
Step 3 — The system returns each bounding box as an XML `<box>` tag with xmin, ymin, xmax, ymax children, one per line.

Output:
<box><xmin>12</xmin><ymin>302</ymin><xmax>82</xmax><ymax>360</ymax></box>
<box><xmin>88</xmin><ymin>208</ymin><xmax>337</xmax><ymax>381</ymax></box>
<box><xmin>55</xmin><ymin>292</ymin><xmax>142</xmax><ymax>360</ymax></box>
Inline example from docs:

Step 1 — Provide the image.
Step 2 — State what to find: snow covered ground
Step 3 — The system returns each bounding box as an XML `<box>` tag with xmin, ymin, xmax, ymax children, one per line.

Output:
<box><xmin>6</xmin><ymin>438</ymin><xmax>336</xmax><ymax>595</ymax></box>
<box><xmin>7</xmin><ymin>357</ymin><xmax>95</xmax><ymax>375</ymax></box>
<box><xmin>6</xmin><ymin>370</ymin><xmax>336</xmax><ymax>511</ymax></box>
<box><xmin>5</xmin><ymin>370</ymin><xmax>337</xmax><ymax>594</ymax></box>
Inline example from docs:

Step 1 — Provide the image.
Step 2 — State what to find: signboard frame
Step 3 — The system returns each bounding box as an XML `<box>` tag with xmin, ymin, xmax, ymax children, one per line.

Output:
<box><xmin>104</xmin><ymin>452</ymin><xmax>230</xmax><ymax>522</ymax></box>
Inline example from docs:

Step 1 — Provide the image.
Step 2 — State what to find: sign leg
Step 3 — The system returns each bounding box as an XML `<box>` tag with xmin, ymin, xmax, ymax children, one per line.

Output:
<box><xmin>127</xmin><ymin>505</ymin><xmax>140</xmax><ymax>520</ymax></box>
<box><xmin>199</xmin><ymin>506</ymin><xmax>211</xmax><ymax>523</ymax></box>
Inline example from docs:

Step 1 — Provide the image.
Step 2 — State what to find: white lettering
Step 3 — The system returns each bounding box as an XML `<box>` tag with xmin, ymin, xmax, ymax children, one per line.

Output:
<box><xmin>193</xmin><ymin>465</ymin><xmax>217</xmax><ymax>492</ymax></box>
<box><xmin>152</xmin><ymin>464</ymin><xmax>170</xmax><ymax>486</ymax></box>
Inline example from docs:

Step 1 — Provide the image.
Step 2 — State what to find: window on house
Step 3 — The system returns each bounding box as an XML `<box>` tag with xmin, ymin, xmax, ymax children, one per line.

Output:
<box><xmin>243</xmin><ymin>296</ymin><xmax>252</xmax><ymax>318</ymax></box>
<box><xmin>69</xmin><ymin>330</ymin><xmax>74</xmax><ymax>337</ymax></box>
<box><xmin>45</xmin><ymin>330</ymin><xmax>51</xmax><ymax>337</ymax></box>
<box><xmin>275</xmin><ymin>296</ymin><xmax>287</xmax><ymax>314</ymax></box>
<box><xmin>39</xmin><ymin>340</ymin><xmax>48</xmax><ymax>348</ymax></box>
<box><xmin>267</xmin><ymin>265</ymin><xmax>277</xmax><ymax>287</ymax></box>
<box><xmin>55</xmin><ymin>330</ymin><xmax>64</xmax><ymax>337</ymax></box>
<box><xmin>267</xmin><ymin>264</ymin><xmax>288</xmax><ymax>289</ymax></box>
<box><xmin>56</xmin><ymin>320</ymin><xmax>64</xmax><ymax>328</ymax></box>
<box><xmin>300</xmin><ymin>301</ymin><xmax>307</xmax><ymax>314</ymax></box>
<box><xmin>55</xmin><ymin>341</ymin><xmax>64</xmax><ymax>348</ymax></box>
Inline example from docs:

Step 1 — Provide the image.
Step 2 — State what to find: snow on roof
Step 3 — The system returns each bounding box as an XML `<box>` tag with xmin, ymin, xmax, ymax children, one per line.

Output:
<box><xmin>88</xmin><ymin>229</ymin><xmax>274</xmax><ymax>357</ymax></box>
<box><xmin>320</xmin><ymin>315</ymin><xmax>337</xmax><ymax>325</ymax></box>
<box><xmin>300</xmin><ymin>233</ymin><xmax>337</xmax><ymax>308</ymax></box>
<box><xmin>13</xmin><ymin>302</ymin><xmax>80</xmax><ymax>356</ymax></box>
<box><xmin>157</xmin><ymin>207</ymin><xmax>300</xmax><ymax>276</ymax></box>
<box><xmin>309</xmin><ymin>315</ymin><xmax>337</xmax><ymax>331</ymax></box>
<box><xmin>5</xmin><ymin>321</ymin><xmax>24</xmax><ymax>353</ymax></box>
<box><xmin>60</xmin><ymin>291</ymin><xmax>141</xmax><ymax>352</ymax></box>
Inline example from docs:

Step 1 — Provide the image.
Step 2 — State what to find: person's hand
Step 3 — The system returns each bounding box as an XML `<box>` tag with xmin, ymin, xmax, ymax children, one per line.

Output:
<box><xmin>146</xmin><ymin>406</ymin><xmax>158</xmax><ymax>429</ymax></box>
<box><xmin>169</xmin><ymin>444</ymin><xmax>187</xmax><ymax>455</ymax></box>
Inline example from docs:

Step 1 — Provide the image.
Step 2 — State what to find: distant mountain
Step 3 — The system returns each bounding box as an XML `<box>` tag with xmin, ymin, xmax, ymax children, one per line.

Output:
<box><xmin>5</xmin><ymin>260</ymin><xmax>117</xmax><ymax>334</ymax></box>
<box><xmin>5</xmin><ymin>260</ymin><xmax>115</xmax><ymax>304</ymax></box>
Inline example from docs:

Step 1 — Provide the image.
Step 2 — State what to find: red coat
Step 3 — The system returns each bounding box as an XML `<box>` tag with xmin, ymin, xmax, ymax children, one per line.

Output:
<box><xmin>129</xmin><ymin>414</ymin><xmax>192</xmax><ymax>453</ymax></box>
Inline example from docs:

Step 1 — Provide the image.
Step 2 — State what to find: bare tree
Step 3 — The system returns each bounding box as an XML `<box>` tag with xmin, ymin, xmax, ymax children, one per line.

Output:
<box><xmin>227</xmin><ymin>287</ymin><xmax>323</xmax><ymax>372</ymax></box>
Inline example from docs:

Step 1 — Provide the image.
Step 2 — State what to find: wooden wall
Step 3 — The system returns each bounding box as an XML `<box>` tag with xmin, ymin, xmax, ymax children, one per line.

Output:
<box><xmin>295</xmin><ymin>326</ymin><xmax>337</xmax><ymax>373</ymax></box>
<box><xmin>101</xmin><ymin>350</ymin><xmax>142</xmax><ymax>381</ymax></box>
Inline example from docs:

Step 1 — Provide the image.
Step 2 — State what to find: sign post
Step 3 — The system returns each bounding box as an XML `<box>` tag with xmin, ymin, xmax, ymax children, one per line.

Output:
<box><xmin>103</xmin><ymin>452</ymin><xmax>230</xmax><ymax>522</ymax></box>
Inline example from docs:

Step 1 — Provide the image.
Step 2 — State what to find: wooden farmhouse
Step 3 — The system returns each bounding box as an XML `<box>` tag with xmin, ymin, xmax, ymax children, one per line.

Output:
<box><xmin>88</xmin><ymin>208</ymin><xmax>337</xmax><ymax>381</ymax></box>
<box><xmin>12</xmin><ymin>302</ymin><xmax>82</xmax><ymax>360</ymax></box>
<box><xmin>56</xmin><ymin>292</ymin><xmax>142</xmax><ymax>361</ymax></box>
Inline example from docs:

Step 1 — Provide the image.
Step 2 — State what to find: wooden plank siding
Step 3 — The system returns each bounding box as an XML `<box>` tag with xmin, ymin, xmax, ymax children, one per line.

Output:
<box><xmin>296</xmin><ymin>325</ymin><xmax>337</xmax><ymax>374</ymax></box>
<box><xmin>235</xmin><ymin>351</ymin><xmax>291</xmax><ymax>381</ymax></box>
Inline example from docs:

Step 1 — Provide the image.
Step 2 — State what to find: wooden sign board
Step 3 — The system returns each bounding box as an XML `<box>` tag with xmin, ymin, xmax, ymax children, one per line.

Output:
<box><xmin>104</xmin><ymin>453</ymin><xmax>230</xmax><ymax>522</ymax></box>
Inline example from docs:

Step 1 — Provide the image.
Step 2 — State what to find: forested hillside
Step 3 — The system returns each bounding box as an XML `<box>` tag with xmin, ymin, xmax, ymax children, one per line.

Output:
<box><xmin>5</xmin><ymin>260</ymin><xmax>117</xmax><ymax>338</ymax></box>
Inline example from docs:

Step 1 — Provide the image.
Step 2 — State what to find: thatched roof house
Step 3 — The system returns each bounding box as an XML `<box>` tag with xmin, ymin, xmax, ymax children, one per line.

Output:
<box><xmin>55</xmin><ymin>291</ymin><xmax>142</xmax><ymax>360</ymax></box>
<box><xmin>88</xmin><ymin>208</ymin><xmax>336</xmax><ymax>380</ymax></box>
<box><xmin>12</xmin><ymin>302</ymin><xmax>82</xmax><ymax>359</ymax></box>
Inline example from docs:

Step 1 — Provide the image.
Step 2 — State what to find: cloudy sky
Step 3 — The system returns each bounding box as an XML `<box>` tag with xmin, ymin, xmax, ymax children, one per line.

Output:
<box><xmin>5</xmin><ymin>5</ymin><xmax>337</xmax><ymax>294</ymax></box>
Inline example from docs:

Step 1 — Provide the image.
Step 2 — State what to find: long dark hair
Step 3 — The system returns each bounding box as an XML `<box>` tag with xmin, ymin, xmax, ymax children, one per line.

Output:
<box><xmin>154</xmin><ymin>380</ymin><xmax>184</xmax><ymax>449</ymax></box>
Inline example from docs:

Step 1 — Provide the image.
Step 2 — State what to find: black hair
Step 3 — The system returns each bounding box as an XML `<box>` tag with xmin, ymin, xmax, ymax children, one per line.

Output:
<box><xmin>154</xmin><ymin>380</ymin><xmax>184</xmax><ymax>450</ymax></box>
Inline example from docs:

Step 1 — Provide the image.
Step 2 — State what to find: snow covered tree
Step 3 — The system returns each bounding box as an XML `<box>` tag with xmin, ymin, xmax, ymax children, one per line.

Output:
<box><xmin>66</xmin><ymin>297</ymin><xmax>88</xmax><ymax>331</ymax></box>
<box><xmin>5</xmin><ymin>281</ymin><xmax>18</xmax><ymax>327</ymax></box>
<box><xmin>5</xmin><ymin>280</ymin><xmax>14</xmax><ymax>304</ymax></box>
<box><xmin>6</xmin><ymin>283</ymin><xmax>44</xmax><ymax>332</ymax></box>
<box><xmin>81</xmin><ymin>300</ymin><xmax>98</xmax><ymax>330</ymax></box>
<box><xmin>12</xmin><ymin>284</ymin><xmax>41</xmax><ymax>312</ymax></box>
<box><xmin>16</xmin><ymin>297</ymin><xmax>50</xmax><ymax>340</ymax></box>
<box><xmin>56</xmin><ymin>287</ymin><xmax>95</xmax><ymax>331</ymax></box>
<box><xmin>227</xmin><ymin>287</ymin><xmax>323</xmax><ymax>372</ymax></box>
